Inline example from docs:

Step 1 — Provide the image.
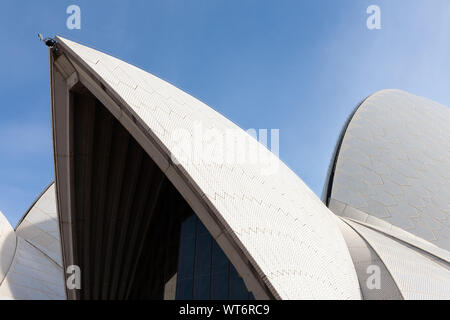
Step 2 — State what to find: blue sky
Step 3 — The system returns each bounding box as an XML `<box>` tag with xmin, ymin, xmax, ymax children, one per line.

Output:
<box><xmin>0</xmin><ymin>0</ymin><xmax>449</xmax><ymax>225</ymax></box>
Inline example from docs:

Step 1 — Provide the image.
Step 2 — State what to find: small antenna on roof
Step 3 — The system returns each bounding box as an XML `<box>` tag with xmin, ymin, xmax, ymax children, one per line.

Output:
<box><xmin>38</xmin><ymin>33</ymin><xmax>57</xmax><ymax>48</ymax></box>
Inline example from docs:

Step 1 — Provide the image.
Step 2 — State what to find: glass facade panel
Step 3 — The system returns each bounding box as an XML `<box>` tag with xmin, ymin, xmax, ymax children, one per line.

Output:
<box><xmin>175</xmin><ymin>215</ymin><xmax>197</xmax><ymax>299</ymax></box>
<box><xmin>176</xmin><ymin>278</ymin><xmax>193</xmax><ymax>300</ymax></box>
<box><xmin>211</xmin><ymin>271</ymin><xmax>228</xmax><ymax>299</ymax></box>
<box><xmin>175</xmin><ymin>214</ymin><xmax>253</xmax><ymax>300</ymax></box>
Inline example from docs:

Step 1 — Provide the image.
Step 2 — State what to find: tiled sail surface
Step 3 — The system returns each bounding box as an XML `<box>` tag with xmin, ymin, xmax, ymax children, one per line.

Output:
<box><xmin>330</xmin><ymin>90</ymin><xmax>450</xmax><ymax>251</ymax></box>
<box><xmin>16</xmin><ymin>184</ymin><xmax>63</xmax><ymax>266</ymax></box>
<box><xmin>0</xmin><ymin>185</ymin><xmax>65</xmax><ymax>300</ymax></box>
<box><xmin>0</xmin><ymin>212</ymin><xmax>15</xmax><ymax>286</ymax></box>
<box><xmin>334</xmin><ymin>216</ymin><xmax>402</xmax><ymax>300</ymax></box>
<box><xmin>345</xmin><ymin>219</ymin><xmax>450</xmax><ymax>300</ymax></box>
<box><xmin>0</xmin><ymin>237</ymin><xmax>65</xmax><ymax>299</ymax></box>
<box><xmin>57</xmin><ymin>37</ymin><xmax>361</xmax><ymax>299</ymax></box>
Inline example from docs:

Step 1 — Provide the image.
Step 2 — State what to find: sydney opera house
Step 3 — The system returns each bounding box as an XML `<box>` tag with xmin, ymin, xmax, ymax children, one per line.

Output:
<box><xmin>0</xmin><ymin>37</ymin><xmax>449</xmax><ymax>300</ymax></box>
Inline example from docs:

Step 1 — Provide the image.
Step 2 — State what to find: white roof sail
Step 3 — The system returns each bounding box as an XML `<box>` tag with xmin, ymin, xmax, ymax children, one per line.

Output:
<box><xmin>329</xmin><ymin>89</ymin><xmax>450</xmax><ymax>251</ymax></box>
<box><xmin>345</xmin><ymin>218</ymin><xmax>450</xmax><ymax>300</ymax></box>
<box><xmin>55</xmin><ymin>36</ymin><xmax>361</xmax><ymax>300</ymax></box>
<box><xmin>15</xmin><ymin>183</ymin><xmax>62</xmax><ymax>266</ymax></box>
<box><xmin>0</xmin><ymin>186</ymin><xmax>65</xmax><ymax>300</ymax></box>
<box><xmin>0</xmin><ymin>211</ymin><xmax>16</xmax><ymax>287</ymax></box>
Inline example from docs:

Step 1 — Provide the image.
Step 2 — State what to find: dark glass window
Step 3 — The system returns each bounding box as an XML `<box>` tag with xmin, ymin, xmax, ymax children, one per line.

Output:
<box><xmin>175</xmin><ymin>215</ymin><xmax>197</xmax><ymax>299</ymax></box>
<box><xmin>175</xmin><ymin>214</ymin><xmax>253</xmax><ymax>300</ymax></box>
<box><xmin>211</xmin><ymin>241</ymin><xmax>229</xmax><ymax>299</ymax></box>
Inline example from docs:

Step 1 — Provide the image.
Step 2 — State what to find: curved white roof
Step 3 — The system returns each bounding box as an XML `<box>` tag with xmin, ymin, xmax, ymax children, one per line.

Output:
<box><xmin>56</xmin><ymin>36</ymin><xmax>361</xmax><ymax>300</ymax></box>
<box><xmin>0</xmin><ymin>237</ymin><xmax>65</xmax><ymax>299</ymax></box>
<box><xmin>328</xmin><ymin>89</ymin><xmax>450</xmax><ymax>251</ymax></box>
<box><xmin>334</xmin><ymin>216</ymin><xmax>403</xmax><ymax>300</ymax></box>
<box><xmin>0</xmin><ymin>186</ymin><xmax>65</xmax><ymax>300</ymax></box>
<box><xmin>0</xmin><ymin>211</ymin><xmax>15</xmax><ymax>286</ymax></box>
<box><xmin>344</xmin><ymin>218</ymin><xmax>450</xmax><ymax>300</ymax></box>
<box><xmin>16</xmin><ymin>183</ymin><xmax>62</xmax><ymax>266</ymax></box>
